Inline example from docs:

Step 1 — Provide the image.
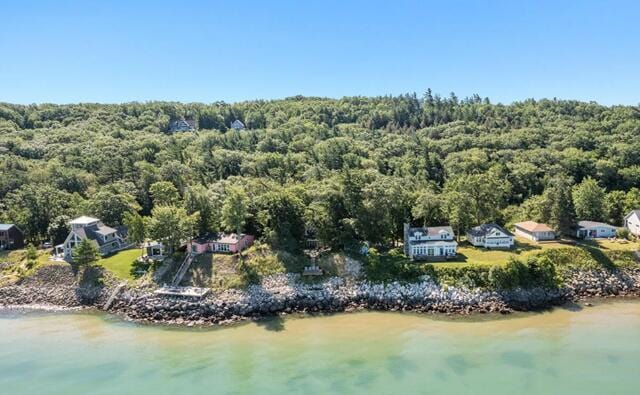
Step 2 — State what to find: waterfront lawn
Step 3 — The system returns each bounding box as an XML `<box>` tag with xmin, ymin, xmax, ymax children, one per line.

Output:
<box><xmin>186</xmin><ymin>244</ymin><xmax>294</xmax><ymax>290</ymax></box>
<box><xmin>443</xmin><ymin>237</ymin><xmax>573</xmax><ymax>267</ymax></box>
<box><xmin>97</xmin><ymin>249</ymin><xmax>143</xmax><ymax>281</ymax></box>
<box><xmin>0</xmin><ymin>248</ymin><xmax>58</xmax><ymax>284</ymax></box>
<box><xmin>577</xmin><ymin>238</ymin><xmax>639</xmax><ymax>251</ymax></box>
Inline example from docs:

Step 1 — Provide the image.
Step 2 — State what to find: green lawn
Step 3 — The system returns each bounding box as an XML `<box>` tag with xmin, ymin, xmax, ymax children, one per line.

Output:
<box><xmin>434</xmin><ymin>237</ymin><xmax>639</xmax><ymax>268</ymax></box>
<box><xmin>97</xmin><ymin>248</ymin><xmax>144</xmax><ymax>280</ymax></box>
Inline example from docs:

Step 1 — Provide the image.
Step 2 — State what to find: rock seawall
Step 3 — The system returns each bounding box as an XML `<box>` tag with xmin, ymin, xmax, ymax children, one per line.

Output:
<box><xmin>110</xmin><ymin>268</ymin><xmax>640</xmax><ymax>325</ymax></box>
<box><xmin>1</xmin><ymin>265</ymin><xmax>639</xmax><ymax>325</ymax></box>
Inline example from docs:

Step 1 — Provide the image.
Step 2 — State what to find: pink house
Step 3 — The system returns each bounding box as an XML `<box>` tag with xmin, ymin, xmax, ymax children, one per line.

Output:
<box><xmin>190</xmin><ymin>233</ymin><xmax>255</xmax><ymax>254</ymax></box>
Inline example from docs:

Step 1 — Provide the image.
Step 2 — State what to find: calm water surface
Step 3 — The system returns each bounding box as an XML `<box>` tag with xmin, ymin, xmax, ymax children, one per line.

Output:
<box><xmin>1</xmin><ymin>301</ymin><xmax>639</xmax><ymax>394</ymax></box>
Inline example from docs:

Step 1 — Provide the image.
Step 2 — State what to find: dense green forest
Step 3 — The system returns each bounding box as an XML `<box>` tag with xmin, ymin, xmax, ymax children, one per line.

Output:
<box><xmin>1</xmin><ymin>92</ymin><xmax>640</xmax><ymax>252</ymax></box>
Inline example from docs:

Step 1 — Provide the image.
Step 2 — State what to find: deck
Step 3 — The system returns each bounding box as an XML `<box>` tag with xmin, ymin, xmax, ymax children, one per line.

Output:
<box><xmin>154</xmin><ymin>286</ymin><xmax>210</xmax><ymax>298</ymax></box>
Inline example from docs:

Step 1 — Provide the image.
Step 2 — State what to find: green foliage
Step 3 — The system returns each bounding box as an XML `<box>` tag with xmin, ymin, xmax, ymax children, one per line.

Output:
<box><xmin>72</xmin><ymin>238</ymin><xmax>99</xmax><ymax>267</ymax></box>
<box><xmin>221</xmin><ymin>185</ymin><xmax>250</xmax><ymax>235</ymax></box>
<box><xmin>487</xmin><ymin>256</ymin><xmax>559</xmax><ymax>289</ymax></box>
<box><xmin>256</xmin><ymin>188</ymin><xmax>306</xmax><ymax>252</ymax></box>
<box><xmin>149</xmin><ymin>181</ymin><xmax>180</xmax><ymax>207</ymax></box>
<box><xmin>617</xmin><ymin>228</ymin><xmax>630</xmax><ymax>240</ymax></box>
<box><xmin>572</xmin><ymin>177</ymin><xmax>605</xmax><ymax>221</ymax></box>
<box><xmin>123</xmin><ymin>211</ymin><xmax>146</xmax><ymax>245</ymax></box>
<box><xmin>147</xmin><ymin>205</ymin><xmax>196</xmax><ymax>252</ymax></box>
<box><xmin>25</xmin><ymin>244</ymin><xmax>38</xmax><ymax>269</ymax></box>
<box><xmin>1</xmin><ymin>95</ymin><xmax>640</xmax><ymax>252</ymax></box>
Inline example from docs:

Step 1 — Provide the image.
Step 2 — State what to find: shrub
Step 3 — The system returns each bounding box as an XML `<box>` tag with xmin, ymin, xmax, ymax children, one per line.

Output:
<box><xmin>617</xmin><ymin>228</ymin><xmax>630</xmax><ymax>240</ymax></box>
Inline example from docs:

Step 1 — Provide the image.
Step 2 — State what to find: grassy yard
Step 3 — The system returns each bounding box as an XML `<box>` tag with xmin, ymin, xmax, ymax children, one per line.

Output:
<box><xmin>434</xmin><ymin>237</ymin><xmax>639</xmax><ymax>268</ymax></box>
<box><xmin>0</xmin><ymin>248</ymin><xmax>60</xmax><ymax>284</ymax></box>
<box><xmin>183</xmin><ymin>243</ymin><xmax>300</xmax><ymax>290</ymax></box>
<box><xmin>97</xmin><ymin>248</ymin><xmax>146</xmax><ymax>281</ymax></box>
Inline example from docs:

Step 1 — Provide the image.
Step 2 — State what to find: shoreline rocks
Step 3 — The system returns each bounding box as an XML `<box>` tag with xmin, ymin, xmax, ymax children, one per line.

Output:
<box><xmin>1</xmin><ymin>265</ymin><xmax>639</xmax><ymax>326</ymax></box>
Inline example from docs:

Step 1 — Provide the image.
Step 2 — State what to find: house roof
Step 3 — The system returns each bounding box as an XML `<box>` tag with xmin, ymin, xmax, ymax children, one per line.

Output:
<box><xmin>467</xmin><ymin>223</ymin><xmax>514</xmax><ymax>237</ymax></box>
<box><xmin>94</xmin><ymin>225</ymin><xmax>118</xmax><ymax>236</ymax></box>
<box><xmin>72</xmin><ymin>223</ymin><xmax>125</xmax><ymax>247</ymax></box>
<box><xmin>69</xmin><ymin>216</ymin><xmax>100</xmax><ymax>225</ymax></box>
<box><xmin>0</xmin><ymin>224</ymin><xmax>17</xmax><ymax>231</ymax></box>
<box><xmin>515</xmin><ymin>221</ymin><xmax>554</xmax><ymax>233</ymax></box>
<box><xmin>624</xmin><ymin>210</ymin><xmax>640</xmax><ymax>220</ymax></box>
<box><xmin>577</xmin><ymin>220</ymin><xmax>616</xmax><ymax>229</ymax></box>
<box><xmin>411</xmin><ymin>240</ymin><xmax>458</xmax><ymax>247</ymax></box>
<box><xmin>192</xmin><ymin>232</ymin><xmax>247</xmax><ymax>245</ymax></box>
<box><xmin>231</xmin><ymin>119</ymin><xmax>245</xmax><ymax>129</ymax></box>
<box><xmin>408</xmin><ymin>226</ymin><xmax>454</xmax><ymax>238</ymax></box>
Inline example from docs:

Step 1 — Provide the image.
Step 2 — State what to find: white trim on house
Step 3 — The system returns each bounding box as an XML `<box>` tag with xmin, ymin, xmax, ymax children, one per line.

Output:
<box><xmin>576</xmin><ymin>221</ymin><xmax>617</xmax><ymax>239</ymax></box>
<box><xmin>467</xmin><ymin>224</ymin><xmax>515</xmax><ymax>249</ymax></box>
<box><xmin>514</xmin><ymin>221</ymin><xmax>556</xmax><ymax>242</ymax></box>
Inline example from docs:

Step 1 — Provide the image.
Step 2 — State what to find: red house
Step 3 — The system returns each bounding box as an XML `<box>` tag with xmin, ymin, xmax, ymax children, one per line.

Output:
<box><xmin>190</xmin><ymin>233</ymin><xmax>255</xmax><ymax>254</ymax></box>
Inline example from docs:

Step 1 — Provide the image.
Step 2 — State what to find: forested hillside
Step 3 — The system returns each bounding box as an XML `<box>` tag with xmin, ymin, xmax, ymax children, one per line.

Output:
<box><xmin>1</xmin><ymin>92</ymin><xmax>640</xmax><ymax>251</ymax></box>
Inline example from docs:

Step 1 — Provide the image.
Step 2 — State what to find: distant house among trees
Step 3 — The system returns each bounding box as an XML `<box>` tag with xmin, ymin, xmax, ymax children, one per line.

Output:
<box><xmin>466</xmin><ymin>224</ymin><xmax>514</xmax><ymax>249</ymax></box>
<box><xmin>230</xmin><ymin>119</ymin><xmax>245</xmax><ymax>130</ymax></box>
<box><xmin>190</xmin><ymin>232</ymin><xmax>254</xmax><ymax>254</ymax></box>
<box><xmin>575</xmin><ymin>221</ymin><xmax>617</xmax><ymax>239</ymax></box>
<box><xmin>514</xmin><ymin>221</ymin><xmax>556</xmax><ymax>242</ymax></box>
<box><xmin>403</xmin><ymin>223</ymin><xmax>457</xmax><ymax>261</ymax></box>
<box><xmin>624</xmin><ymin>210</ymin><xmax>640</xmax><ymax>237</ymax></box>
<box><xmin>168</xmin><ymin>118</ymin><xmax>196</xmax><ymax>132</ymax></box>
<box><xmin>54</xmin><ymin>216</ymin><xmax>128</xmax><ymax>261</ymax></box>
<box><xmin>0</xmin><ymin>224</ymin><xmax>24</xmax><ymax>251</ymax></box>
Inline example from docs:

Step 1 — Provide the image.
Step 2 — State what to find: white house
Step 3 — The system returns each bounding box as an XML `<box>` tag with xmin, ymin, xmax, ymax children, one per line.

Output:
<box><xmin>403</xmin><ymin>223</ymin><xmax>457</xmax><ymax>261</ymax></box>
<box><xmin>624</xmin><ymin>210</ymin><xmax>640</xmax><ymax>237</ymax></box>
<box><xmin>231</xmin><ymin>119</ymin><xmax>245</xmax><ymax>130</ymax></box>
<box><xmin>467</xmin><ymin>223</ymin><xmax>514</xmax><ymax>248</ymax></box>
<box><xmin>575</xmin><ymin>221</ymin><xmax>617</xmax><ymax>239</ymax></box>
<box><xmin>54</xmin><ymin>216</ymin><xmax>128</xmax><ymax>261</ymax></box>
<box><xmin>168</xmin><ymin>118</ymin><xmax>196</xmax><ymax>132</ymax></box>
<box><xmin>514</xmin><ymin>221</ymin><xmax>556</xmax><ymax>242</ymax></box>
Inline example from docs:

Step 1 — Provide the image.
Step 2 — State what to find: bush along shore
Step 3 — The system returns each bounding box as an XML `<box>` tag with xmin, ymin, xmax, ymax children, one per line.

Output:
<box><xmin>0</xmin><ymin>261</ymin><xmax>639</xmax><ymax>326</ymax></box>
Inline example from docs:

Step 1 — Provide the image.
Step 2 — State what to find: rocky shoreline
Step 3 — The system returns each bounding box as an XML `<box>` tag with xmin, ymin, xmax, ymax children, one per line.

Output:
<box><xmin>1</xmin><ymin>265</ymin><xmax>639</xmax><ymax>325</ymax></box>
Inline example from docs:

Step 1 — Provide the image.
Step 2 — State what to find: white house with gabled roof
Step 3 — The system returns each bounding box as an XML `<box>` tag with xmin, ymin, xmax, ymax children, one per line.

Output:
<box><xmin>403</xmin><ymin>223</ymin><xmax>457</xmax><ymax>261</ymax></box>
<box><xmin>625</xmin><ymin>210</ymin><xmax>640</xmax><ymax>237</ymax></box>
<box><xmin>467</xmin><ymin>223</ymin><xmax>514</xmax><ymax>248</ymax></box>
<box><xmin>54</xmin><ymin>216</ymin><xmax>128</xmax><ymax>261</ymax></box>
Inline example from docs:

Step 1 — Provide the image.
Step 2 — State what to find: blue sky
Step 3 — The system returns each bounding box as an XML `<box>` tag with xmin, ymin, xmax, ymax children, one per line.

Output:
<box><xmin>1</xmin><ymin>0</ymin><xmax>639</xmax><ymax>105</ymax></box>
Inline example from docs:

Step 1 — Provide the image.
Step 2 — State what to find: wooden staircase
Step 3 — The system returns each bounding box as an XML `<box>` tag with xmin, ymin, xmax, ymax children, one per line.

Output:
<box><xmin>171</xmin><ymin>253</ymin><xmax>195</xmax><ymax>286</ymax></box>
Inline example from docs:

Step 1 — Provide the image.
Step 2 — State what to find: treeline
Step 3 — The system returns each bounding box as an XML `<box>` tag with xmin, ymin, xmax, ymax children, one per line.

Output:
<box><xmin>1</xmin><ymin>92</ymin><xmax>639</xmax><ymax>251</ymax></box>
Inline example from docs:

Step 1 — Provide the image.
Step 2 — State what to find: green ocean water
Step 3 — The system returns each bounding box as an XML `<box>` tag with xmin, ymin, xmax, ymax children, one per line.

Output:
<box><xmin>1</xmin><ymin>301</ymin><xmax>639</xmax><ymax>394</ymax></box>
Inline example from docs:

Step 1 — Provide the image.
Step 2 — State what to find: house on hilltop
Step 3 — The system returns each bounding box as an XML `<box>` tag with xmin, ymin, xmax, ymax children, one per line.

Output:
<box><xmin>0</xmin><ymin>224</ymin><xmax>24</xmax><ymax>251</ymax></box>
<box><xmin>514</xmin><ymin>221</ymin><xmax>556</xmax><ymax>242</ymax></box>
<box><xmin>54</xmin><ymin>216</ymin><xmax>128</xmax><ymax>261</ymax></box>
<box><xmin>575</xmin><ymin>221</ymin><xmax>617</xmax><ymax>239</ymax></box>
<box><xmin>168</xmin><ymin>118</ymin><xmax>196</xmax><ymax>132</ymax></box>
<box><xmin>466</xmin><ymin>223</ymin><xmax>514</xmax><ymax>248</ymax></box>
<box><xmin>403</xmin><ymin>223</ymin><xmax>457</xmax><ymax>261</ymax></box>
<box><xmin>624</xmin><ymin>210</ymin><xmax>640</xmax><ymax>237</ymax></box>
<box><xmin>231</xmin><ymin>119</ymin><xmax>245</xmax><ymax>130</ymax></box>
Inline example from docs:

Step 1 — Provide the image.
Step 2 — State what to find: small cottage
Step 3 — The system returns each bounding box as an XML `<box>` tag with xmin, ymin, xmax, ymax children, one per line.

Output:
<box><xmin>143</xmin><ymin>241</ymin><xmax>166</xmax><ymax>259</ymax></box>
<box><xmin>575</xmin><ymin>221</ymin><xmax>617</xmax><ymax>239</ymax></box>
<box><xmin>231</xmin><ymin>119</ymin><xmax>245</xmax><ymax>130</ymax></box>
<box><xmin>466</xmin><ymin>223</ymin><xmax>514</xmax><ymax>249</ymax></box>
<box><xmin>168</xmin><ymin>118</ymin><xmax>196</xmax><ymax>132</ymax></box>
<box><xmin>191</xmin><ymin>233</ymin><xmax>255</xmax><ymax>254</ymax></box>
<box><xmin>0</xmin><ymin>224</ymin><xmax>24</xmax><ymax>251</ymax></box>
<box><xmin>624</xmin><ymin>210</ymin><xmax>640</xmax><ymax>237</ymax></box>
<box><xmin>403</xmin><ymin>223</ymin><xmax>457</xmax><ymax>261</ymax></box>
<box><xmin>514</xmin><ymin>221</ymin><xmax>556</xmax><ymax>242</ymax></box>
